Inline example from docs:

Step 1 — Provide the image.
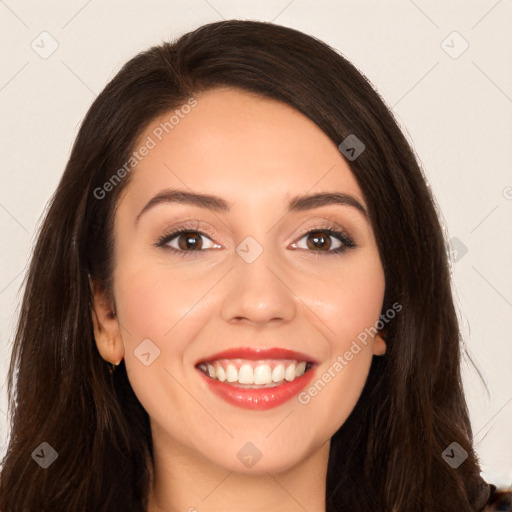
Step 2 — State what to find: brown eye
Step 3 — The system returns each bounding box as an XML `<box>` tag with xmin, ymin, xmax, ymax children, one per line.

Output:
<box><xmin>177</xmin><ymin>231</ymin><xmax>203</xmax><ymax>250</ymax></box>
<box><xmin>305</xmin><ymin>230</ymin><xmax>335</xmax><ymax>251</ymax></box>
<box><xmin>156</xmin><ymin>229</ymin><xmax>221</xmax><ymax>254</ymax></box>
<box><xmin>291</xmin><ymin>227</ymin><xmax>355</xmax><ymax>255</ymax></box>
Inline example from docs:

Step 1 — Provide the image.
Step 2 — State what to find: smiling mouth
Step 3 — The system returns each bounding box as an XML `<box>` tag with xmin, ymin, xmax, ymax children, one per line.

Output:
<box><xmin>196</xmin><ymin>359</ymin><xmax>314</xmax><ymax>388</ymax></box>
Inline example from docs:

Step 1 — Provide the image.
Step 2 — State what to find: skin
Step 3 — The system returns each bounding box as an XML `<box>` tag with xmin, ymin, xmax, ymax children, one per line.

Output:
<box><xmin>91</xmin><ymin>86</ymin><xmax>386</xmax><ymax>512</ymax></box>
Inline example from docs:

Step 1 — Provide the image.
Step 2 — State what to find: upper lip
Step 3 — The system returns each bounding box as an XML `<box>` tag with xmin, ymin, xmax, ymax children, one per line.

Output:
<box><xmin>195</xmin><ymin>346</ymin><xmax>319</xmax><ymax>366</ymax></box>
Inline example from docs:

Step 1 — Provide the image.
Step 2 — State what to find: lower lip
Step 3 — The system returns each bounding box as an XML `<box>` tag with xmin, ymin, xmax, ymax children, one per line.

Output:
<box><xmin>196</xmin><ymin>366</ymin><xmax>317</xmax><ymax>410</ymax></box>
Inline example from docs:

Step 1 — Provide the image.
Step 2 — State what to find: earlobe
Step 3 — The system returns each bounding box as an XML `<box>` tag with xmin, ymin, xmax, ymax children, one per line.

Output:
<box><xmin>372</xmin><ymin>331</ymin><xmax>387</xmax><ymax>356</ymax></box>
<box><xmin>89</xmin><ymin>275</ymin><xmax>125</xmax><ymax>365</ymax></box>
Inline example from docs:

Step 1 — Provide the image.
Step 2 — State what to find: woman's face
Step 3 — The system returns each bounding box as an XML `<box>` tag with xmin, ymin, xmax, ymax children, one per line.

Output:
<box><xmin>98</xmin><ymin>86</ymin><xmax>385</xmax><ymax>474</ymax></box>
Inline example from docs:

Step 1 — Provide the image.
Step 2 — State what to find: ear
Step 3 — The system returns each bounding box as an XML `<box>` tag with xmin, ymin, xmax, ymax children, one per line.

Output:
<box><xmin>89</xmin><ymin>275</ymin><xmax>125</xmax><ymax>365</ymax></box>
<box><xmin>372</xmin><ymin>330</ymin><xmax>387</xmax><ymax>356</ymax></box>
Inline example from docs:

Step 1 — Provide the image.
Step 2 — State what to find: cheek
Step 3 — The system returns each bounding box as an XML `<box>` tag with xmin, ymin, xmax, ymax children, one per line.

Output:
<box><xmin>113</xmin><ymin>257</ymin><xmax>211</xmax><ymax>347</ymax></box>
<box><xmin>299</xmin><ymin>347</ymin><xmax>373</xmax><ymax>442</ymax></box>
<box><xmin>310</xmin><ymin>253</ymin><xmax>386</xmax><ymax>346</ymax></box>
<box><xmin>111</xmin><ymin>259</ymin><xmax>217</xmax><ymax>435</ymax></box>
<box><xmin>295</xmin><ymin>254</ymin><xmax>384</xmax><ymax>432</ymax></box>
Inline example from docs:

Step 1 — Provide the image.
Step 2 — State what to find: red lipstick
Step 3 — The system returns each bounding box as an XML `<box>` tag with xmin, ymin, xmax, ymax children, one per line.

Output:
<box><xmin>196</xmin><ymin>346</ymin><xmax>318</xmax><ymax>365</ymax></box>
<box><xmin>195</xmin><ymin>346</ymin><xmax>318</xmax><ymax>410</ymax></box>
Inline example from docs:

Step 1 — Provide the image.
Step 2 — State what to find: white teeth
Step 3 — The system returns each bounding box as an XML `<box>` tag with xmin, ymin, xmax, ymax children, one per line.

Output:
<box><xmin>271</xmin><ymin>364</ymin><xmax>285</xmax><ymax>383</ymax></box>
<box><xmin>253</xmin><ymin>364</ymin><xmax>272</xmax><ymax>385</ymax></box>
<box><xmin>285</xmin><ymin>362</ymin><xmax>296</xmax><ymax>382</ymax></box>
<box><xmin>226</xmin><ymin>363</ymin><xmax>238</xmax><ymax>382</ymax></box>
<box><xmin>215</xmin><ymin>365</ymin><xmax>226</xmax><ymax>382</ymax></box>
<box><xmin>238</xmin><ymin>364</ymin><xmax>254</xmax><ymax>384</ymax></box>
<box><xmin>295</xmin><ymin>361</ymin><xmax>306</xmax><ymax>377</ymax></box>
<box><xmin>207</xmin><ymin>364</ymin><xmax>216</xmax><ymax>378</ymax></box>
<box><xmin>199</xmin><ymin>359</ymin><xmax>311</xmax><ymax>387</ymax></box>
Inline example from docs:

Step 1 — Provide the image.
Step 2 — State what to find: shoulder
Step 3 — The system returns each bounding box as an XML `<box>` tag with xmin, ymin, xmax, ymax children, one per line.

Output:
<box><xmin>483</xmin><ymin>486</ymin><xmax>511</xmax><ymax>511</ymax></box>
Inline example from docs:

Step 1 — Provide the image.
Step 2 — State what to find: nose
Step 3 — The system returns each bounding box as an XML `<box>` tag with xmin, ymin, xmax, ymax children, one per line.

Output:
<box><xmin>220</xmin><ymin>243</ymin><xmax>297</xmax><ymax>326</ymax></box>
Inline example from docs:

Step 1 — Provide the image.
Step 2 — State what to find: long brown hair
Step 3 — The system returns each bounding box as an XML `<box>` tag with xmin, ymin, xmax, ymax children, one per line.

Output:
<box><xmin>0</xmin><ymin>19</ymin><xmax>491</xmax><ymax>511</ymax></box>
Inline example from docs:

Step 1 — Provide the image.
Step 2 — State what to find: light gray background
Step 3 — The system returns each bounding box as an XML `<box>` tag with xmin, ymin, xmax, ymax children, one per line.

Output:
<box><xmin>1</xmin><ymin>0</ymin><xmax>511</xmax><ymax>488</ymax></box>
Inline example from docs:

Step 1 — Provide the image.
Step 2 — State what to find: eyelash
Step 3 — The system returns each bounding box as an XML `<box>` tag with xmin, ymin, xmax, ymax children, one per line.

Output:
<box><xmin>154</xmin><ymin>221</ymin><xmax>356</xmax><ymax>258</ymax></box>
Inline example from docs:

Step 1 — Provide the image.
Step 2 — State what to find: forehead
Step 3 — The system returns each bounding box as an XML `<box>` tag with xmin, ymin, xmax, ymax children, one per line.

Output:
<box><xmin>123</xmin><ymin>86</ymin><xmax>365</xmax><ymax>210</ymax></box>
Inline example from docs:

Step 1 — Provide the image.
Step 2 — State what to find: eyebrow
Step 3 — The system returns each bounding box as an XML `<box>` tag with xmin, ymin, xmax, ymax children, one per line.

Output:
<box><xmin>135</xmin><ymin>189</ymin><xmax>368</xmax><ymax>225</ymax></box>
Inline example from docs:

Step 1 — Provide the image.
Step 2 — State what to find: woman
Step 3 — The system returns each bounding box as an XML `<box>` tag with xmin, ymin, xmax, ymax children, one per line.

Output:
<box><xmin>0</xmin><ymin>19</ymin><xmax>508</xmax><ymax>512</ymax></box>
